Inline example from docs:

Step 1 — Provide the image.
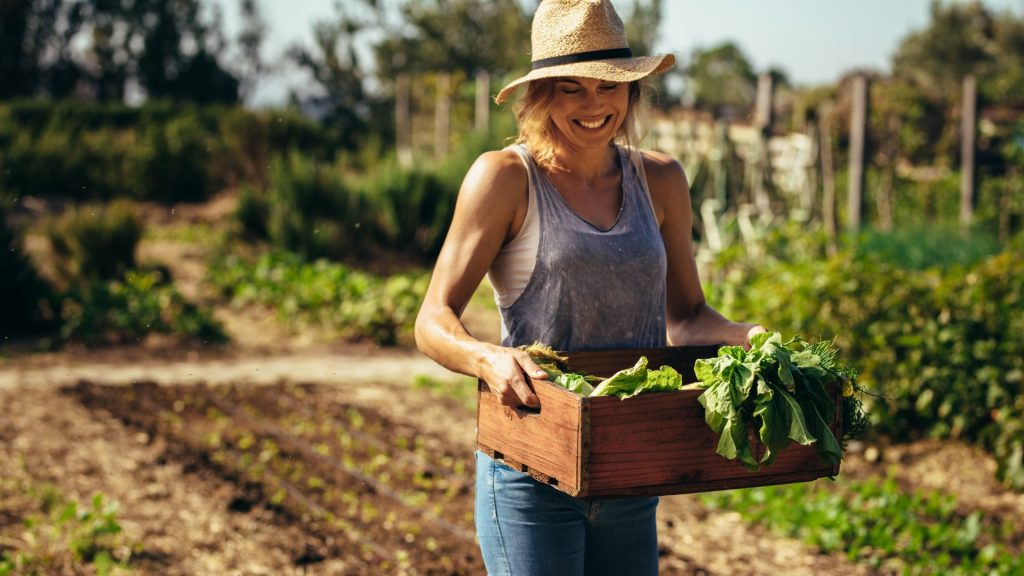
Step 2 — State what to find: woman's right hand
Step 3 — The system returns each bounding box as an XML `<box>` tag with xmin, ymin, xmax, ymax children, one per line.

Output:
<box><xmin>480</xmin><ymin>346</ymin><xmax>546</xmax><ymax>408</ymax></box>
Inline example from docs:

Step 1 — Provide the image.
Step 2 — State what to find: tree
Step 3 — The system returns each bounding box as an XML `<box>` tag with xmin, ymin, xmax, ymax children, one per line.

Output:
<box><xmin>891</xmin><ymin>1</ymin><xmax>1024</xmax><ymax>164</ymax></box>
<box><xmin>287</xmin><ymin>4</ymin><xmax>371</xmax><ymax>145</ymax></box>
<box><xmin>133</xmin><ymin>0</ymin><xmax>239</xmax><ymax>103</ymax></box>
<box><xmin>235</xmin><ymin>0</ymin><xmax>266</xmax><ymax>103</ymax></box>
<box><xmin>621</xmin><ymin>0</ymin><xmax>680</xmax><ymax>106</ymax></box>
<box><xmin>0</xmin><ymin>0</ymin><xmax>87</xmax><ymax>99</ymax></box>
<box><xmin>688</xmin><ymin>41</ymin><xmax>757</xmax><ymax>118</ymax></box>
<box><xmin>892</xmin><ymin>0</ymin><xmax>993</xmax><ymax>101</ymax></box>
<box><xmin>371</xmin><ymin>0</ymin><xmax>529</xmax><ymax>80</ymax></box>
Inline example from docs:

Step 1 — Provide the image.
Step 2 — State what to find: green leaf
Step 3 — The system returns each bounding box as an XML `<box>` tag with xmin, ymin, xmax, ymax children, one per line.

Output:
<box><xmin>620</xmin><ymin>365</ymin><xmax>684</xmax><ymax>399</ymax></box>
<box><xmin>554</xmin><ymin>372</ymin><xmax>594</xmax><ymax>395</ymax></box>
<box><xmin>798</xmin><ymin>393</ymin><xmax>843</xmax><ymax>466</ymax></box>
<box><xmin>590</xmin><ymin>356</ymin><xmax>649</xmax><ymax>398</ymax></box>
<box><xmin>753</xmin><ymin>380</ymin><xmax>791</xmax><ymax>465</ymax></box>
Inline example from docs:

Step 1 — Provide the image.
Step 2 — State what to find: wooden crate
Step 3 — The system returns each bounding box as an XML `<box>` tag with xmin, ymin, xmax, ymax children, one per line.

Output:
<box><xmin>476</xmin><ymin>345</ymin><xmax>842</xmax><ymax>498</ymax></box>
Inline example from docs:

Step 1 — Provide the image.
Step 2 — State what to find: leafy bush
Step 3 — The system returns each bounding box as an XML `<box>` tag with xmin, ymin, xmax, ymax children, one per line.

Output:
<box><xmin>706</xmin><ymin>230</ymin><xmax>1024</xmax><ymax>488</ymax></box>
<box><xmin>702</xmin><ymin>475</ymin><xmax>1023</xmax><ymax>574</ymax></box>
<box><xmin>45</xmin><ymin>201</ymin><xmax>143</xmax><ymax>286</ymax></box>
<box><xmin>0</xmin><ymin>100</ymin><xmax>343</xmax><ymax>203</ymax></box>
<box><xmin>59</xmin><ymin>270</ymin><xmax>226</xmax><ymax>345</ymax></box>
<box><xmin>208</xmin><ymin>250</ymin><xmax>427</xmax><ymax>346</ymax></box>
<box><xmin>0</xmin><ymin>197</ymin><xmax>55</xmax><ymax>336</ymax></box>
<box><xmin>131</xmin><ymin>112</ymin><xmax>211</xmax><ymax>202</ymax></box>
<box><xmin>238</xmin><ymin>127</ymin><xmax>503</xmax><ymax>263</ymax></box>
<box><xmin>853</xmin><ymin>225</ymin><xmax>1000</xmax><ymax>269</ymax></box>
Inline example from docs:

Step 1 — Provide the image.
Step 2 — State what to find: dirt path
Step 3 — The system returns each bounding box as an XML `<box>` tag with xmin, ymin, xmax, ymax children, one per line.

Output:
<box><xmin>0</xmin><ymin>347</ymin><xmax>454</xmax><ymax>391</ymax></box>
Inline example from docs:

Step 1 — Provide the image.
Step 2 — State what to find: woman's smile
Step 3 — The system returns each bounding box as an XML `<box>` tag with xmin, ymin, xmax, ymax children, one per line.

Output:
<box><xmin>574</xmin><ymin>115</ymin><xmax>612</xmax><ymax>130</ymax></box>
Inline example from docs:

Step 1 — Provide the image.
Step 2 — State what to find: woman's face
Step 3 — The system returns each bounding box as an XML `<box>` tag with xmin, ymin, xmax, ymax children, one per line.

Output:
<box><xmin>547</xmin><ymin>76</ymin><xmax>629</xmax><ymax>152</ymax></box>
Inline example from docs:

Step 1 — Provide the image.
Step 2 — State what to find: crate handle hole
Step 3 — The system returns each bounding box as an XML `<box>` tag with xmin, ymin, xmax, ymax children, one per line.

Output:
<box><xmin>514</xmin><ymin>405</ymin><xmax>541</xmax><ymax>416</ymax></box>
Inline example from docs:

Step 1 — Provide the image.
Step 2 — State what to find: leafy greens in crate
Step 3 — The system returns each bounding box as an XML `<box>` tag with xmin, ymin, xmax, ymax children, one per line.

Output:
<box><xmin>520</xmin><ymin>334</ymin><xmax>868</xmax><ymax>470</ymax></box>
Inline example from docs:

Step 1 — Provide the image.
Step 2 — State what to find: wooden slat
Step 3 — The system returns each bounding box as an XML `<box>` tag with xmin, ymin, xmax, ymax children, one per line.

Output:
<box><xmin>476</xmin><ymin>378</ymin><xmax>584</xmax><ymax>495</ymax></box>
<box><xmin>584</xmin><ymin>468</ymin><xmax>836</xmax><ymax>498</ymax></box>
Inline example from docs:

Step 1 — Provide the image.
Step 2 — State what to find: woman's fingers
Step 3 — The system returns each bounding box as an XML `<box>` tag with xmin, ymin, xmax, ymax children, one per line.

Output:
<box><xmin>486</xmin><ymin>348</ymin><xmax>543</xmax><ymax>408</ymax></box>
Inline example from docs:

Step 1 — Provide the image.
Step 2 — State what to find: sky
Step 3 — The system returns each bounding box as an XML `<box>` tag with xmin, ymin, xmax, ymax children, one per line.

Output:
<box><xmin>215</xmin><ymin>0</ymin><xmax>1024</xmax><ymax>106</ymax></box>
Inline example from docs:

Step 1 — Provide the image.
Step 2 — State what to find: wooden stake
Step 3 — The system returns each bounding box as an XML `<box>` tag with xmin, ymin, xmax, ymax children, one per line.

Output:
<box><xmin>475</xmin><ymin>69</ymin><xmax>491</xmax><ymax>134</ymax></box>
<box><xmin>819</xmin><ymin>103</ymin><xmax>837</xmax><ymax>255</ymax></box>
<box><xmin>435</xmin><ymin>72</ymin><xmax>451</xmax><ymax>158</ymax></box>
<box><xmin>753</xmin><ymin>73</ymin><xmax>774</xmax><ymax>218</ymax></box>
<box><xmin>847</xmin><ymin>75</ymin><xmax>868</xmax><ymax>233</ymax></box>
<box><xmin>395</xmin><ymin>74</ymin><xmax>412</xmax><ymax>167</ymax></box>
<box><xmin>960</xmin><ymin>74</ymin><xmax>977</xmax><ymax>229</ymax></box>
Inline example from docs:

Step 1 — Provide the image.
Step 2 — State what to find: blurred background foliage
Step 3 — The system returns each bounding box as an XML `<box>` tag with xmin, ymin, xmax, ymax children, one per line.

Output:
<box><xmin>0</xmin><ymin>0</ymin><xmax>1022</xmax><ymax>488</ymax></box>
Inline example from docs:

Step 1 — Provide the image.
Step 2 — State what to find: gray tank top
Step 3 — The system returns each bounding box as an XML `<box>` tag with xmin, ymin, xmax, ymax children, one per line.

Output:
<box><xmin>501</xmin><ymin>144</ymin><xmax>667</xmax><ymax>351</ymax></box>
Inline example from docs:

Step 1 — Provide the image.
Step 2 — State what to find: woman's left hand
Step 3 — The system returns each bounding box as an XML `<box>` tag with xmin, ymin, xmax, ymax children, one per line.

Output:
<box><xmin>741</xmin><ymin>323</ymin><xmax>767</xmax><ymax>350</ymax></box>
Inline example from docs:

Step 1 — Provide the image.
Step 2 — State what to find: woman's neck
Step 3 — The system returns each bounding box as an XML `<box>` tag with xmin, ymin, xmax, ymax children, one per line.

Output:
<box><xmin>547</xmin><ymin>141</ymin><xmax>619</xmax><ymax>183</ymax></box>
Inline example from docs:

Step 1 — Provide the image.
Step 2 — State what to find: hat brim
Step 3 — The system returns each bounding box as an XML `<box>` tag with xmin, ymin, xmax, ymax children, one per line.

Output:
<box><xmin>494</xmin><ymin>53</ymin><xmax>675</xmax><ymax>104</ymax></box>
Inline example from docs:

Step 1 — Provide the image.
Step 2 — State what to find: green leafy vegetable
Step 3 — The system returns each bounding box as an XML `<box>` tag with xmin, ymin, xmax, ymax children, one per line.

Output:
<box><xmin>555</xmin><ymin>372</ymin><xmax>594</xmax><ymax>395</ymax></box>
<box><xmin>590</xmin><ymin>357</ymin><xmax>650</xmax><ymax>398</ymax></box>
<box><xmin>695</xmin><ymin>332</ymin><xmax>863</xmax><ymax>470</ymax></box>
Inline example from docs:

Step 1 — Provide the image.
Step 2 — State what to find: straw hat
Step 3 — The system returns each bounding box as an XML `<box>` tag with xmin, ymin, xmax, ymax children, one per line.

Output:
<box><xmin>494</xmin><ymin>0</ymin><xmax>675</xmax><ymax>104</ymax></box>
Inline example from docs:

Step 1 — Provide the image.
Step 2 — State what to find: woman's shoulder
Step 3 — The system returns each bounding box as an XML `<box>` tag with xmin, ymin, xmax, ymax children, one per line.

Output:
<box><xmin>465</xmin><ymin>148</ymin><xmax>528</xmax><ymax>192</ymax></box>
<box><xmin>478</xmin><ymin>147</ymin><xmax>527</xmax><ymax>169</ymax></box>
<box><xmin>462</xmin><ymin>146</ymin><xmax>528</xmax><ymax>202</ymax></box>
<box><xmin>636</xmin><ymin>149</ymin><xmax>683</xmax><ymax>178</ymax></box>
<box><xmin>635</xmin><ymin>149</ymin><xmax>688</xmax><ymax>196</ymax></box>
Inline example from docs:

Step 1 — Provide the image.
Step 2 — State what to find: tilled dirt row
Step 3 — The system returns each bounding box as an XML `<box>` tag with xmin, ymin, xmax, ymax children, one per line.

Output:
<box><xmin>0</xmin><ymin>385</ymin><xmax>340</xmax><ymax>575</ymax></box>
<box><xmin>69</xmin><ymin>380</ymin><xmax>483</xmax><ymax>575</ymax></box>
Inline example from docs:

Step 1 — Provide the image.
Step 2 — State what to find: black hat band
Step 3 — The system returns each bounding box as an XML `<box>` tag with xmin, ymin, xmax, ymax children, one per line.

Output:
<box><xmin>531</xmin><ymin>47</ymin><xmax>634</xmax><ymax>70</ymax></box>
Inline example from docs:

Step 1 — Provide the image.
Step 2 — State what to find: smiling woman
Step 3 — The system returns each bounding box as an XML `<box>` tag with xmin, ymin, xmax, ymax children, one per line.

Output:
<box><xmin>413</xmin><ymin>1</ymin><xmax>764</xmax><ymax>574</ymax></box>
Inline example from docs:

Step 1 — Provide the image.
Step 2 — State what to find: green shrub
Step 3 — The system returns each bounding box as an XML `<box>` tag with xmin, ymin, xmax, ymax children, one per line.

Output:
<box><xmin>262</xmin><ymin>151</ymin><xmax>369</xmax><ymax>260</ymax></box>
<box><xmin>0</xmin><ymin>100</ymin><xmax>346</xmax><ymax>204</ymax></box>
<box><xmin>132</xmin><ymin>112</ymin><xmax>211</xmax><ymax>202</ymax></box>
<box><xmin>0</xmin><ymin>197</ymin><xmax>56</xmax><ymax>336</ymax></box>
<box><xmin>59</xmin><ymin>270</ymin><xmax>226</xmax><ymax>345</ymax></box>
<box><xmin>238</xmin><ymin>126</ymin><xmax>506</xmax><ymax>263</ymax></box>
<box><xmin>45</xmin><ymin>201</ymin><xmax>143</xmax><ymax>286</ymax></box>
<box><xmin>208</xmin><ymin>250</ymin><xmax>427</xmax><ymax>346</ymax></box>
<box><xmin>702</xmin><ymin>475</ymin><xmax>1024</xmax><ymax>574</ymax></box>
<box><xmin>853</xmin><ymin>225</ymin><xmax>1001</xmax><ymax>269</ymax></box>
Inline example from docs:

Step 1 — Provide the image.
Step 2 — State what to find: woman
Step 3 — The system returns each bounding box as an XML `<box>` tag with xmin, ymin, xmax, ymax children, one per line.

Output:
<box><xmin>415</xmin><ymin>0</ymin><xmax>763</xmax><ymax>573</ymax></box>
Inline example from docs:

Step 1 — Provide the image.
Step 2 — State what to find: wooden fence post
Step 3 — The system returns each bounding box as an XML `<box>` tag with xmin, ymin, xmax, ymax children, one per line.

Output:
<box><xmin>395</xmin><ymin>73</ymin><xmax>412</xmax><ymax>167</ymax></box>
<box><xmin>960</xmin><ymin>74</ymin><xmax>977</xmax><ymax>229</ymax></box>
<box><xmin>819</xmin><ymin>103</ymin><xmax>838</xmax><ymax>255</ymax></box>
<box><xmin>847</xmin><ymin>74</ymin><xmax>868</xmax><ymax>233</ymax></box>
<box><xmin>435</xmin><ymin>72</ymin><xmax>451</xmax><ymax>158</ymax></box>
<box><xmin>475</xmin><ymin>69</ymin><xmax>491</xmax><ymax>134</ymax></box>
<box><xmin>753</xmin><ymin>73</ymin><xmax>775</xmax><ymax>218</ymax></box>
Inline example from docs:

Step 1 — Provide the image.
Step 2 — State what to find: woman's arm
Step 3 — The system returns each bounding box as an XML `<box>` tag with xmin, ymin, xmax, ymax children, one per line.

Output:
<box><xmin>642</xmin><ymin>151</ymin><xmax>765</xmax><ymax>347</ymax></box>
<box><xmin>415</xmin><ymin>150</ymin><xmax>546</xmax><ymax>407</ymax></box>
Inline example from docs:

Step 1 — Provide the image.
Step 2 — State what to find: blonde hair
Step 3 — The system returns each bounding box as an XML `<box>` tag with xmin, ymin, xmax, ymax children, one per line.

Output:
<box><xmin>511</xmin><ymin>78</ymin><xmax>646</xmax><ymax>169</ymax></box>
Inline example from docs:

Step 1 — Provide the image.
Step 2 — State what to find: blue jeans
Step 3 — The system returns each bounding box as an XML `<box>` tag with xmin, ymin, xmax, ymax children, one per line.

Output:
<box><xmin>474</xmin><ymin>451</ymin><xmax>659</xmax><ymax>576</ymax></box>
